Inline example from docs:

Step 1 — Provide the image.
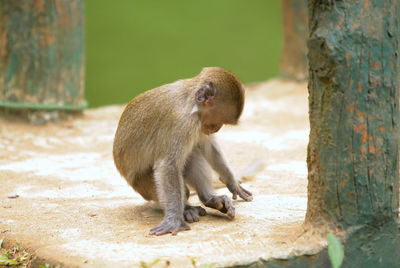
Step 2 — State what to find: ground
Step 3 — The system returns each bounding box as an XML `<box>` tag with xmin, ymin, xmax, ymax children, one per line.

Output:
<box><xmin>0</xmin><ymin>80</ymin><xmax>329</xmax><ymax>267</ymax></box>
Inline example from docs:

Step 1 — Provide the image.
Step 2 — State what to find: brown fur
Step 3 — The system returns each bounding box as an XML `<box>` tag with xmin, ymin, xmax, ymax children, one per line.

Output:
<box><xmin>113</xmin><ymin>67</ymin><xmax>252</xmax><ymax>235</ymax></box>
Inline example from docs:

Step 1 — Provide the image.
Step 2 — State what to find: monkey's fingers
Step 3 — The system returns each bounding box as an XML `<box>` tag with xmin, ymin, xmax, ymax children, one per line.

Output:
<box><xmin>232</xmin><ymin>192</ymin><xmax>238</xmax><ymax>200</ymax></box>
<box><xmin>205</xmin><ymin>195</ymin><xmax>235</xmax><ymax>218</ymax></box>
<box><xmin>226</xmin><ymin>182</ymin><xmax>239</xmax><ymax>200</ymax></box>
<box><xmin>149</xmin><ymin>220</ymin><xmax>190</xmax><ymax>236</ymax></box>
<box><xmin>238</xmin><ymin>185</ymin><xmax>253</xmax><ymax>201</ymax></box>
<box><xmin>220</xmin><ymin>195</ymin><xmax>235</xmax><ymax>218</ymax></box>
<box><xmin>228</xmin><ymin>183</ymin><xmax>252</xmax><ymax>201</ymax></box>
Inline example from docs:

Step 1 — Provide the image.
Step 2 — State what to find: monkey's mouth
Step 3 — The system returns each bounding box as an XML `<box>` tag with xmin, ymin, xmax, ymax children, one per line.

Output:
<box><xmin>201</xmin><ymin>128</ymin><xmax>212</xmax><ymax>136</ymax></box>
<box><xmin>201</xmin><ymin>128</ymin><xmax>219</xmax><ymax>136</ymax></box>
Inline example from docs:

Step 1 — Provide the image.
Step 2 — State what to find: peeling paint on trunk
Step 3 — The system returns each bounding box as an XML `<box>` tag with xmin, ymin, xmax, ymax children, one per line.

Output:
<box><xmin>0</xmin><ymin>0</ymin><xmax>86</xmax><ymax>110</ymax></box>
<box><xmin>306</xmin><ymin>0</ymin><xmax>399</xmax><ymax>227</ymax></box>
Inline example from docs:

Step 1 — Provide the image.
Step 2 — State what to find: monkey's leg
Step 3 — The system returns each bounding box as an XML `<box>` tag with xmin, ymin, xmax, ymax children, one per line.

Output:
<box><xmin>150</xmin><ymin>159</ymin><xmax>190</xmax><ymax>236</ymax></box>
<box><xmin>184</xmin><ymin>150</ymin><xmax>235</xmax><ymax>218</ymax></box>
<box><xmin>130</xmin><ymin>169</ymin><xmax>159</xmax><ymax>201</ymax></box>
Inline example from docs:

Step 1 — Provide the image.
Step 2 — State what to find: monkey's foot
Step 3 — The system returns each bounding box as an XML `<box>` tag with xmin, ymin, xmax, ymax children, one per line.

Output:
<box><xmin>149</xmin><ymin>218</ymin><xmax>190</xmax><ymax>236</ymax></box>
<box><xmin>204</xmin><ymin>195</ymin><xmax>235</xmax><ymax>218</ymax></box>
<box><xmin>184</xmin><ymin>205</ymin><xmax>206</xmax><ymax>223</ymax></box>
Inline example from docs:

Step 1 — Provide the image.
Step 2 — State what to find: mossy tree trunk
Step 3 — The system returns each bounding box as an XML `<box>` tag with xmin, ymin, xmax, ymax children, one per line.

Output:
<box><xmin>306</xmin><ymin>0</ymin><xmax>399</xmax><ymax>228</ymax></box>
<box><xmin>258</xmin><ymin>2</ymin><xmax>400</xmax><ymax>266</ymax></box>
<box><xmin>0</xmin><ymin>0</ymin><xmax>86</xmax><ymax>111</ymax></box>
<box><xmin>280</xmin><ymin>0</ymin><xmax>308</xmax><ymax>81</ymax></box>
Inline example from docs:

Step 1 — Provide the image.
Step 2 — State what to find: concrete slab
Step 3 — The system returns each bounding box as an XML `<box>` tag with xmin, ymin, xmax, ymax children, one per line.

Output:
<box><xmin>0</xmin><ymin>80</ymin><xmax>328</xmax><ymax>267</ymax></box>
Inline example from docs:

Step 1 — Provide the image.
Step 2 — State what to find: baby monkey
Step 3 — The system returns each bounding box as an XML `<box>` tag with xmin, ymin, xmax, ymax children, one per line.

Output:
<box><xmin>113</xmin><ymin>67</ymin><xmax>252</xmax><ymax>235</ymax></box>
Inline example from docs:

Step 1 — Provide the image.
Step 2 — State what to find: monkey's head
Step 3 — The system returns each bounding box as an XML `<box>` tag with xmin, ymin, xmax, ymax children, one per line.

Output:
<box><xmin>194</xmin><ymin>67</ymin><xmax>245</xmax><ymax>135</ymax></box>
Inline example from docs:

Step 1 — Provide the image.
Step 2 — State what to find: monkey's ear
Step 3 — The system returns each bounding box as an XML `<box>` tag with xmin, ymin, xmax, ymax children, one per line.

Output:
<box><xmin>195</xmin><ymin>82</ymin><xmax>217</xmax><ymax>107</ymax></box>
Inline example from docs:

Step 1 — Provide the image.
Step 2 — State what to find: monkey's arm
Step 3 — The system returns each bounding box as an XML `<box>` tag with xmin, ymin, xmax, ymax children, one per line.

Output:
<box><xmin>150</xmin><ymin>158</ymin><xmax>190</xmax><ymax>235</ymax></box>
<box><xmin>200</xmin><ymin>138</ymin><xmax>253</xmax><ymax>202</ymax></box>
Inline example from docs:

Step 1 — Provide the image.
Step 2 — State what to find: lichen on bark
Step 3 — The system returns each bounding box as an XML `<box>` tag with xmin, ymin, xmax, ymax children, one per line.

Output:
<box><xmin>306</xmin><ymin>0</ymin><xmax>399</xmax><ymax>227</ymax></box>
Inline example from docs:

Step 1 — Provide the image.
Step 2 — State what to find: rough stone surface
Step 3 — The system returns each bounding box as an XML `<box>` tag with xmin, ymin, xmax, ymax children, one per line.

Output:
<box><xmin>0</xmin><ymin>80</ymin><xmax>325</xmax><ymax>267</ymax></box>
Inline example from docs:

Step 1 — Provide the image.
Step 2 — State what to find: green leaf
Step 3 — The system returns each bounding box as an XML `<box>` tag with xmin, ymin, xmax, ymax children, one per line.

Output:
<box><xmin>139</xmin><ymin>261</ymin><xmax>149</xmax><ymax>268</ymax></box>
<box><xmin>190</xmin><ymin>257</ymin><xmax>197</xmax><ymax>266</ymax></box>
<box><xmin>201</xmin><ymin>264</ymin><xmax>217</xmax><ymax>268</ymax></box>
<box><xmin>202</xmin><ymin>266</ymin><xmax>210</xmax><ymax>268</ymax></box>
<box><xmin>327</xmin><ymin>233</ymin><xmax>344</xmax><ymax>268</ymax></box>
<box><xmin>0</xmin><ymin>254</ymin><xmax>18</xmax><ymax>265</ymax></box>
<box><xmin>0</xmin><ymin>239</ymin><xmax>3</xmax><ymax>248</ymax></box>
<box><xmin>151</xmin><ymin>259</ymin><xmax>161</xmax><ymax>265</ymax></box>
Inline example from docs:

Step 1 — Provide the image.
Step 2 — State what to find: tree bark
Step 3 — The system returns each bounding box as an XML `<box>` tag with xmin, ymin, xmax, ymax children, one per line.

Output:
<box><xmin>280</xmin><ymin>0</ymin><xmax>308</xmax><ymax>81</ymax></box>
<box><xmin>0</xmin><ymin>0</ymin><xmax>86</xmax><ymax>110</ymax></box>
<box><xmin>306</xmin><ymin>0</ymin><xmax>399</xmax><ymax>227</ymax></box>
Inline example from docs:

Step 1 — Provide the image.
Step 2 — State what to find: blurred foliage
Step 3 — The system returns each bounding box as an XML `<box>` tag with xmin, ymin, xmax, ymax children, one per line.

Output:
<box><xmin>85</xmin><ymin>0</ymin><xmax>282</xmax><ymax>107</ymax></box>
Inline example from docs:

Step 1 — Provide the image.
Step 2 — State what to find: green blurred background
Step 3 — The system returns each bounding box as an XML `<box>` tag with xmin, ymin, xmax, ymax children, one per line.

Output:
<box><xmin>85</xmin><ymin>0</ymin><xmax>282</xmax><ymax>107</ymax></box>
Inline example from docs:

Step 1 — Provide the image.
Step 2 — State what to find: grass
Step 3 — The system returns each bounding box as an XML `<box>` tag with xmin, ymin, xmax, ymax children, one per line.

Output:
<box><xmin>85</xmin><ymin>0</ymin><xmax>282</xmax><ymax>107</ymax></box>
<box><xmin>190</xmin><ymin>257</ymin><xmax>217</xmax><ymax>268</ymax></box>
<box><xmin>39</xmin><ymin>264</ymin><xmax>61</xmax><ymax>268</ymax></box>
<box><xmin>0</xmin><ymin>240</ymin><xmax>29</xmax><ymax>267</ymax></box>
<box><xmin>138</xmin><ymin>257</ymin><xmax>217</xmax><ymax>268</ymax></box>
<box><xmin>139</xmin><ymin>258</ymin><xmax>163</xmax><ymax>268</ymax></box>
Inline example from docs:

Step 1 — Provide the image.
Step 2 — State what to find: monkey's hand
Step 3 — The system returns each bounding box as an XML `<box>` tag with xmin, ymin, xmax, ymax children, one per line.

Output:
<box><xmin>149</xmin><ymin>217</ymin><xmax>190</xmax><ymax>236</ymax></box>
<box><xmin>227</xmin><ymin>181</ymin><xmax>253</xmax><ymax>202</ymax></box>
<box><xmin>204</xmin><ymin>195</ymin><xmax>235</xmax><ymax>218</ymax></box>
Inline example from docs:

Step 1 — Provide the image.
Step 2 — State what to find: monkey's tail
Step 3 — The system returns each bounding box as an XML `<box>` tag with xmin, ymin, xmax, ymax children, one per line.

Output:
<box><xmin>237</xmin><ymin>160</ymin><xmax>265</xmax><ymax>183</ymax></box>
<box><xmin>212</xmin><ymin>160</ymin><xmax>264</xmax><ymax>189</ymax></box>
<box><xmin>190</xmin><ymin>160</ymin><xmax>265</xmax><ymax>194</ymax></box>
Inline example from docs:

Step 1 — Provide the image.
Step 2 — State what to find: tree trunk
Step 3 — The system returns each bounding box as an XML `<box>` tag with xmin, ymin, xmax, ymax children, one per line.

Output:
<box><xmin>306</xmin><ymin>0</ymin><xmax>399</xmax><ymax>227</ymax></box>
<box><xmin>0</xmin><ymin>0</ymin><xmax>86</xmax><ymax>111</ymax></box>
<box><xmin>280</xmin><ymin>0</ymin><xmax>308</xmax><ymax>81</ymax></box>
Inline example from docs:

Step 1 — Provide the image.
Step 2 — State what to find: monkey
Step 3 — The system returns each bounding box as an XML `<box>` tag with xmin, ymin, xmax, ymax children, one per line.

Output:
<box><xmin>113</xmin><ymin>67</ymin><xmax>253</xmax><ymax>236</ymax></box>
